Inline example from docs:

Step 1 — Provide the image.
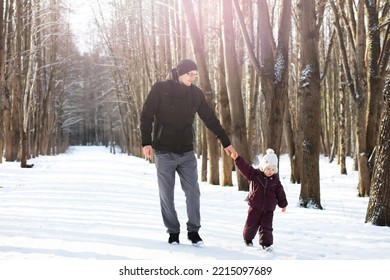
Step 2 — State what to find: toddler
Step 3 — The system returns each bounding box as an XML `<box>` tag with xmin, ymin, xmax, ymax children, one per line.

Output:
<box><xmin>232</xmin><ymin>149</ymin><xmax>287</xmax><ymax>251</ymax></box>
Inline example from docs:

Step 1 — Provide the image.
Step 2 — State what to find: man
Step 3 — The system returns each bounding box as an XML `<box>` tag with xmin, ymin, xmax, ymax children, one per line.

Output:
<box><xmin>140</xmin><ymin>59</ymin><xmax>236</xmax><ymax>245</ymax></box>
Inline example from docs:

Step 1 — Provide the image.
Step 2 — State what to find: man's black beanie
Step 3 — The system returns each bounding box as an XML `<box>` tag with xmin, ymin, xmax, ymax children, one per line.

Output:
<box><xmin>176</xmin><ymin>59</ymin><xmax>198</xmax><ymax>76</ymax></box>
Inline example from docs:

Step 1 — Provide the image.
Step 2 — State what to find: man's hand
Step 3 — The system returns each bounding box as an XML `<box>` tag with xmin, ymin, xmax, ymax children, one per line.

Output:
<box><xmin>143</xmin><ymin>145</ymin><xmax>153</xmax><ymax>159</ymax></box>
<box><xmin>224</xmin><ymin>145</ymin><xmax>237</xmax><ymax>158</ymax></box>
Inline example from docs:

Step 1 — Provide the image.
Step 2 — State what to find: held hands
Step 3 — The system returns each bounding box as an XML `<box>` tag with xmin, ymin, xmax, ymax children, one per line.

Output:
<box><xmin>145</xmin><ymin>145</ymin><xmax>237</xmax><ymax>160</ymax></box>
<box><xmin>224</xmin><ymin>145</ymin><xmax>238</xmax><ymax>160</ymax></box>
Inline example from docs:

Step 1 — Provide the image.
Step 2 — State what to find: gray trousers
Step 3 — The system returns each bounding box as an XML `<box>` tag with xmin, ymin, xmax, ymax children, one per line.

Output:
<box><xmin>154</xmin><ymin>150</ymin><xmax>200</xmax><ymax>234</ymax></box>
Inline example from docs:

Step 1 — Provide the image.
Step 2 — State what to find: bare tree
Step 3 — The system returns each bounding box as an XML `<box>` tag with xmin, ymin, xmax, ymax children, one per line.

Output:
<box><xmin>365</xmin><ymin>0</ymin><xmax>388</xmax><ymax>161</ymax></box>
<box><xmin>331</xmin><ymin>0</ymin><xmax>370</xmax><ymax>196</ymax></box>
<box><xmin>3</xmin><ymin>0</ymin><xmax>17</xmax><ymax>161</ymax></box>
<box><xmin>365</xmin><ymin>73</ymin><xmax>390</xmax><ymax>226</ymax></box>
<box><xmin>20</xmin><ymin>0</ymin><xmax>34</xmax><ymax>167</ymax></box>
<box><xmin>329</xmin><ymin>0</ymin><xmax>390</xmax><ymax>197</ymax></box>
<box><xmin>0</xmin><ymin>0</ymin><xmax>5</xmax><ymax>163</ymax></box>
<box><xmin>216</xmin><ymin>15</ymin><xmax>233</xmax><ymax>186</ymax></box>
<box><xmin>339</xmin><ymin>69</ymin><xmax>348</xmax><ymax>174</ymax></box>
<box><xmin>297</xmin><ymin>0</ymin><xmax>323</xmax><ymax>209</ymax></box>
<box><xmin>233</xmin><ymin>0</ymin><xmax>291</xmax><ymax>170</ymax></box>
<box><xmin>182</xmin><ymin>0</ymin><xmax>221</xmax><ymax>185</ymax></box>
<box><xmin>221</xmin><ymin>0</ymin><xmax>249</xmax><ymax>191</ymax></box>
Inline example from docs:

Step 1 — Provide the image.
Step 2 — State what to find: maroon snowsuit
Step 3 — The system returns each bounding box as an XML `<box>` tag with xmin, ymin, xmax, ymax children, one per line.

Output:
<box><xmin>234</xmin><ymin>156</ymin><xmax>288</xmax><ymax>247</ymax></box>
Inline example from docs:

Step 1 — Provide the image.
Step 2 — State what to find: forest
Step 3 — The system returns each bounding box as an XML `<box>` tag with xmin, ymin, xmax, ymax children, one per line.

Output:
<box><xmin>0</xmin><ymin>0</ymin><xmax>389</xmax><ymax>225</ymax></box>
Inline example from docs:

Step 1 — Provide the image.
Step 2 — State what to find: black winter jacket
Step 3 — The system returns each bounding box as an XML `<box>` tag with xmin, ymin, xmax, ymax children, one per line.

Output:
<box><xmin>140</xmin><ymin>77</ymin><xmax>230</xmax><ymax>154</ymax></box>
<box><xmin>234</xmin><ymin>156</ymin><xmax>288</xmax><ymax>211</ymax></box>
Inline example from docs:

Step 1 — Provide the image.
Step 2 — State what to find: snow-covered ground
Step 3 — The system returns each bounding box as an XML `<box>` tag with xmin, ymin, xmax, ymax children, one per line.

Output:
<box><xmin>0</xmin><ymin>146</ymin><xmax>389</xmax><ymax>279</ymax></box>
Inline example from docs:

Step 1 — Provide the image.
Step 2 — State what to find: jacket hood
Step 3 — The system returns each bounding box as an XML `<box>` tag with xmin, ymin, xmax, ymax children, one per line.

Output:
<box><xmin>166</xmin><ymin>69</ymin><xmax>179</xmax><ymax>81</ymax></box>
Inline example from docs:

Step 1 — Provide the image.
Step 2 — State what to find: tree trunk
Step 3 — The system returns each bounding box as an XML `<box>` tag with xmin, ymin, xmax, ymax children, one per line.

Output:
<box><xmin>329</xmin><ymin>59</ymin><xmax>338</xmax><ymax>164</ymax></box>
<box><xmin>339</xmin><ymin>70</ymin><xmax>347</xmax><ymax>174</ymax></box>
<box><xmin>221</xmin><ymin>0</ymin><xmax>249</xmax><ymax>191</ymax></box>
<box><xmin>3</xmin><ymin>0</ymin><xmax>13</xmax><ymax>160</ymax></box>
<box><xmin>244</xmin><ymin>1</ymin><xmax>257</xmax><ymax>161</ymax></box>
<box><xmin>331</xmin><ymin>0</ymin><xmax>370</xmax><ymax>196</ymax></box>
<box><xmin>217</xmin><ymin>37</ymin><xmax>233</xmax><ymax>186</ymax></box>
<box><xmin>11</xmin><ymin>0</ymin><xmax>23</xmax><ymax>162</ymax></box>
<box><xmin>0</xmin><ymin>0</ymin><xmax>4</xmax><ymax>163</ymax></box>
<box><xmin>283</xmin><ymin>92</ymin><xmax>297</xmax><ymax>183</ymax></box>
<box><xmin>267</xmin><ymin>0</ymin><xmax>291</xmax><ymax>161</ymax></box>
<box><xmin>288</xmin><ymin>31</ymin><xmax>302</xmax><ymax>183</ymax></box>
<box><xmin>364</xmin><ymin>0</ymin><xmax>383</xmax><ymax>160</ymax></box>
<box><xmin>256</xmin><ymin>0</ymin><xmax>275</xmax><ymax>153</ymax></box>
<box><xmin>182</xmin><ymin>0</ymin><xmax>220</xmax><ymax>185</ymax></box>
<box><xmin>354</xmin><ymin>0</ymin><xmax>370</xmax><ymax>196</ymax></box>
<box><xmin>298</xmin><ymin>0</ymin><xmax>322</xmax><ymax>209</ymax></box>
<box><xmin>365</xmin><ymin>74</ymin><xmax>390</xmax><ymax>226</ymax></box>
<box><xmin>20</xmin><ymin>0</ymin><xmax>33</xmax><ymax>167</ymax></box>
<box><xmin>233</xmin><ymin>0</ymin><xmax>291</xmax><ymax>167</ymax></box>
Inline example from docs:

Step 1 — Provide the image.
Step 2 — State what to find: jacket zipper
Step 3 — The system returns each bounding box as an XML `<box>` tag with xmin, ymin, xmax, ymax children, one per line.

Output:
<box><xmin>256</xmin><ymin>175</ymin><xmax>268</xmax><ymax>211</ymax></box>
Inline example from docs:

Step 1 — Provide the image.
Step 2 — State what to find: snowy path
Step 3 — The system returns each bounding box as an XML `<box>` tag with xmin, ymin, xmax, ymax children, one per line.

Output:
<box><xmin>0</xmin><ymin>146</ymin><xmax>389</xmax><ymax>260</ymax></box>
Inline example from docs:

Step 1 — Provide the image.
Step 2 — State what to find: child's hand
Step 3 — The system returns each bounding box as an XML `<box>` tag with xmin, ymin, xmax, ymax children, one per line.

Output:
<box><xmin>281</xmin><ymin>207</ymin><xmax>286</xmax><ymax>212</ymax></box>
<box><xmin>230</xmin><ymin>152</ymin><xmax>238</xmax><ymax>160</ymax></box>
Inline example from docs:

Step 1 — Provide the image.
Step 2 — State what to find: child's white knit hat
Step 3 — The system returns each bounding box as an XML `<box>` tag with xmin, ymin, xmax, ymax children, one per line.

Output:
<box><xmin>260</xmin><ymin>149</ymin><xmax>278</xmax><ymax>173</ymax></box>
